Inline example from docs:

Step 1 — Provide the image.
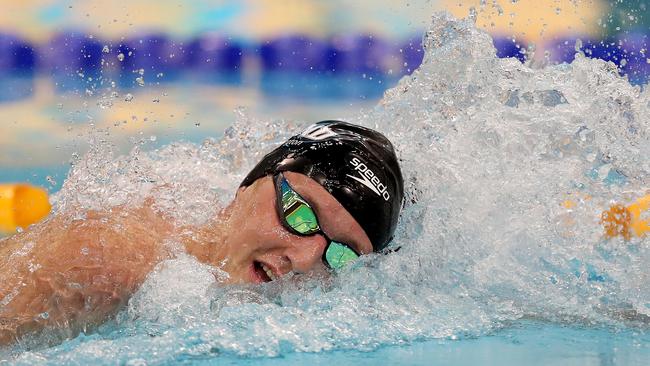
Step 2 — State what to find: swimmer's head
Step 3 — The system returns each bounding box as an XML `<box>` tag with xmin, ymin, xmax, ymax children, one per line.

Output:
<box><xmin>241</xmin><ymin>120</ymin><xmax>404</xmax><ymax>251</ymax></box>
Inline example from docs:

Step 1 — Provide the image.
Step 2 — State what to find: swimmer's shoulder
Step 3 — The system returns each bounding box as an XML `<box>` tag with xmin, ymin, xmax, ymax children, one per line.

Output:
<box><xmin>2</xmin><ymin>203</ymin><xmax>175</xmax><ymax>299</ymax></box>
<box><xmin>62</xmin><ymin>204</ymin><xmax>175</xmax><ymax>271</ymax></box>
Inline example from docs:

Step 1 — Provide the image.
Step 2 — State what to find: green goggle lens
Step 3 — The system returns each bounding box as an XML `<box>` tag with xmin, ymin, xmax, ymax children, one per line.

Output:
<box><xmin>284</xmin><ymin>200</ymin><xmax>320</xmax><ymax>235</ymax></box>
<box><xmin>280</xmin><ymin>179</ymin><xmax>319</xmax><ymax>234</ymax></box>
<box><xmin>277</xmin><ymin>175</ymin><xmax>360</xmax><ymax>270</ymax></box>
<box><xmin>324</xmin><ymin>241</ymin><xmax>360</xmax><ymax>270</ymax></box>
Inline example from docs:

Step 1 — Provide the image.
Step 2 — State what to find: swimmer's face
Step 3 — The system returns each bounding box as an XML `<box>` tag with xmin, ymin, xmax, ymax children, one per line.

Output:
<box><xmin>218</xmin><ymin>172</ymin><xmax>373</xmax><ymax>284</ymax></box>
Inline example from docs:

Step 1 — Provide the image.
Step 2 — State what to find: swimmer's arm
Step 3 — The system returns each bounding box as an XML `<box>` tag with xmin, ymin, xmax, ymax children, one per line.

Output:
<box><xmin>0</xmin><ymin>205</ymin><xmax>171</xmax><ymax>347</ymax></box>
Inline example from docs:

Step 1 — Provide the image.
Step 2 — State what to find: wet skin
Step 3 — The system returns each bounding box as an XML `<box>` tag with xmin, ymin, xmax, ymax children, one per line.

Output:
<box><xmin>183</xmin><ymin>172</ymin><xmax>373</xmax><ymax>284</ymax></box>
<box><xmin>0</xmin><ymin>172</ymin><xmax>371</xmax><ymax>346</ymax></box>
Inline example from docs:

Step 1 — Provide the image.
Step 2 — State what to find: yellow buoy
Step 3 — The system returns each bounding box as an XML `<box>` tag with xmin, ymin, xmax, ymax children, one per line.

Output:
<box><xmin>0</xmin><ymin>184</ymin><xmax>51</xmax><ymax>234</ymax></box>
<box><xmin>601</xmin><ymin>193</ymin><xmax>650</xmax><ymax>240</ymax></box>
<box><xmin>627</xmin><ymin>194</ymin><xmax>650</xmax><ymax>238</ymax></box>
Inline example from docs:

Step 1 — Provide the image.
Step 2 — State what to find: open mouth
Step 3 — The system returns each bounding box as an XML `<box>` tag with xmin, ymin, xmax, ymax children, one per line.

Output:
<box><xmin>252</xmin><ymin>261</ymin><xmax>277</xmax><ymax>282</ymax></box>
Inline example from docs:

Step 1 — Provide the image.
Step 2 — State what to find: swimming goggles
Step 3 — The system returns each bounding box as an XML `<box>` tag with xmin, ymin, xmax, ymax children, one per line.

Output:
<box><xmin>274</xmin><ymin>173</ymin><xmax>360</xmax><ymax>270</ymax></box>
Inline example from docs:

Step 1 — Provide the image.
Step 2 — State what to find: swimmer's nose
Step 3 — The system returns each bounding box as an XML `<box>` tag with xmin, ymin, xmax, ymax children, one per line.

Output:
<box><xmin>285</xmin><ymin>234</ymin><xmax>328</xmax><ymax>273</ymax></box>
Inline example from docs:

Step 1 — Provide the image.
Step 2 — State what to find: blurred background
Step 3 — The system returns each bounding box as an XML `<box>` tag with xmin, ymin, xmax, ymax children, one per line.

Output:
<box><xmin>0</xmin><ymin>0</ymin><xmax>647</xmax><ymax>200</ymax></box>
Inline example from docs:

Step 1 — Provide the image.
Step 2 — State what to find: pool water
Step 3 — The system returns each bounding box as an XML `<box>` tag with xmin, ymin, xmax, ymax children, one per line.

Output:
<box><xmin>2</xmin><ymin>12</ymin><xmax>649</xmax><ymax>365</ymax></box>
<box><xmin>212</xmin><ymin>324</ymin><xmax>650</xmax><ymax>366</ymax></box>
<box><xmin>8</xmin><ymin>323</ymin><xmax>650</xmax><ymax>365</ymax></box>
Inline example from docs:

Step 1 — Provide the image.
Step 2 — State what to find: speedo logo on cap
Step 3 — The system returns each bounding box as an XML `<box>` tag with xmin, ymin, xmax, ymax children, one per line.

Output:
<box><xmin>347</xmin><ymin>157</ymin><xmax>390</xmax><ymax>201</ymax></box>
<box><xmin>300</xmin><ymin>124</ymin><xmax>338</xmax><ymax>140</ymax></box>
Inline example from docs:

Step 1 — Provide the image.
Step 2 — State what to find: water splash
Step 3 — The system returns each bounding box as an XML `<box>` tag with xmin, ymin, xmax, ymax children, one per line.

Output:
<box><xmin>6</xmin><ymin>12</ymin><xmax>649</xmax><ymax>364</ymax></box>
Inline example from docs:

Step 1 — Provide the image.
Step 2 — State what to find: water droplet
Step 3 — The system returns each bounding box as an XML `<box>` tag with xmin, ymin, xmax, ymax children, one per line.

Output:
<box><xmin>574</xmin><ymin>39</ymin><xmax>583</xmax><ymax>53</ymax></box>
<box><xmin>468</xmin><ymin>7</ymin><xmax>477</xmax><ymax>21</ymax></box>
<box><xmin>152</xmin><ymin>98</ymin><xmax>160</xmax><ymax>103</ymax></box>
<box><xmin>102</xmin><ymin>45</ymin><xmax>110</xmax><ymax>53</ymax></box>
<box><xmin>81</xmin><ymin>247</ymin><xmax>89</xmax><ymax>255</ymax></box>
<box><xmin>117</xmin><ymin>53</ymin><xmax>125</xmax><ymax>62</ymax></box>
<box><xmin>124</xmin><ymin>93</ymin><xmax>134</xmax><ymax>102</ymax></box>
<box><xmin>39</xmin><ymin>312</ymin><xmax>49</xmax><ymax>319</ymax></box>
<box><xmin>194</xmin><ymin>122</ymin><xmax>201</xmax><ymax>127</ymax></box>
<box><xmin>150</xmin><ymin>135</ymin><xmax>157</xmax><ymax>142</ymax></box>
<box><xmin>135</xmin><ymin>77</ymin><xmax>145</xmax><ymax>87</ymax></box>
<box><xmin>97</xmin><ymin>99</ymin><xmax>113</xmax><ymax>109</ymax></box>
<box><xmin>16</xmin><ymin>227</ymin><xmax>24</xmax><ymax>233</ymax></box>
<box><xmin>138</xmin><ymin>68</ymin><xmax>145</xmax><ymax>75</ymax></box>
<box><xmin>157</xmin><ymin>73</ymin><xmax>164</xmax><ymax>78</ymax></box>
<box><xmin>28</xmin><ymin>262</ymin><xmax>41</xmax><ymax>273</ymax></box>
<box><xmin>46</xmin><ymin>176</ymin><xmax>57</xmax><ymax>186</ymax></box>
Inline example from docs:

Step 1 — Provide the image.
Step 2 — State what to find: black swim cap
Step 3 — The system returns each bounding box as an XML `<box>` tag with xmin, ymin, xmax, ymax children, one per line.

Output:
<box><xmin>241</xmin><ymin>120</ymin><xmax>404</xmax><ymax>251</ymax></box>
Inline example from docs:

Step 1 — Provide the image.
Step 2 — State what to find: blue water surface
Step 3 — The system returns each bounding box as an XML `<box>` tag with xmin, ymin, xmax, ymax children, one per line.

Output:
<box><xmin>0</xmin><ymin>165</ymin><xmax>69</xmax><ymax>193</ymax></box>
<box><xmin>201</xmin><ymin>323</ymin><xmax>650</xmax><ymax>366</ymax></box>
<box><xmin>14</xmin><ymin>322</ymin><xmax>646</xmax><ymax>366</ymax></box>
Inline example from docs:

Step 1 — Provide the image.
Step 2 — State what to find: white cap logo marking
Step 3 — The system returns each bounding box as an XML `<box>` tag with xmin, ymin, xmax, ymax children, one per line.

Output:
<box><xmin>300</xmin><ymin>124</ymin><xmax>338</xmax><ymax>141</ymax></box>
<box><xmin>348</xmin><ymin>157</ymin><xmax>390</xmax><ymax>201</ymax></box>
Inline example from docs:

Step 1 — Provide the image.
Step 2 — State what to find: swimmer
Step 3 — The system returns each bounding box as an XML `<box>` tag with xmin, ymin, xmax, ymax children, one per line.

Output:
<box><xmin>0</xmin><ymin>120</ymin><xmax>404</xmax><ymax>346</ymax></box>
